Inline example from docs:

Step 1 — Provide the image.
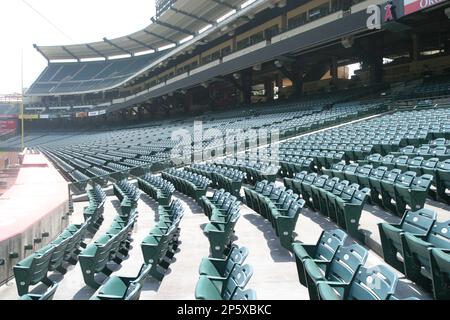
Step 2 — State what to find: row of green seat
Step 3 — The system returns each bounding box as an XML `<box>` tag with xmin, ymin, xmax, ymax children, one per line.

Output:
<box><xmin>161</xmin><ymin>168</ymin><xmax>210</xmax><ymax>202</ymax></box>
<box><xmin>195</xmin><ymin>245</ymin><xmax>255</xmax><ymax>300</ymax></box>
<box><xmin>186</xmin><ymin>163</ymin><xmax>245</xmax><ymax>197</ymax></box>
<box><xmin>200</xmin><ymin>189</ymin><xmax>241</xmax><ymax>258</ymax></box>
<box><xmin>16</xmin><ymin>184</ymin><xmax>107</xmax><ymax>299</ymax></box>
<box><xmin>83</xmin><ymin>184</ymin><xmax>107</xmax><ymax>234</ymax></box>
<box><xmin>15</xmin><ymin>222</ymin><xmax>92</xmax><ymax>298</ymax></box>
<box><xmin>278</xmin><ymin>151</ymin><xmax>344</xmax><ymax>177</ymax></box>
<box><xmin>79</xmin><ymin>208</ymin><xmax>138</xmax><ymax>289</ymax></box>
<box><xmin>214</xmin><ymin>157</ymin><xmax>279</xmax><ymax>184</ymax></box>
<box><xmin>293</xmin><ymin>228</ymin><xmax>417</xmax><ymax>300</ymax></box>
<box><xmin>90</xmin><ymin>264</ymin><xmax>151</xmax><ymax>300</ymax></box>
<box><xmin>141</xmin><ymin>200</ymin><xmax>184</xmax><ymax>281</ymax></box>
<box><xmin>323</xmin><ymin>163</ymin><xmax>433</xmax><ymax>216</ymax></box>
<box><xmin>137</xmin><ymin>174</ymin><xmax>175</xmax><ymax>205</ymax></box>
<box><xmin>378</xmin><ymin>208</ymin><xmax>450</xmax><ymax>299</ymax></box>
<box><xmin>284</xmin><ymin>172</ymin><xmax>369</xmax><ymax>240</ymax></box>
<box><xmin>280</xmin><ymin>142</ymin><xmax>376</xmax><ymax>162</ymax></box>
<box><xmin>244</xmin><ymin>181</ymin><xmax>305</xmax><ymax>251</ymax></box>
<box><xmin>391</xmin><ymin>145</ymin><xmax>450</xmax><ymax>161</ymax></box>
<box><xmin>361</xmin><ymin>154</ymin><xmax>450</xmax><ymax>204</ymax></box>
<box><xmin>113</xmin><ymin>180</ymin><xmax>142</xmax><ymax>216</ymax></box>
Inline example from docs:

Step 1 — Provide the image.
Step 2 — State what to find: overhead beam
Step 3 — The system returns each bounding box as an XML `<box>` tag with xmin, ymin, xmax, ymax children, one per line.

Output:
<box><xmin>103</xmin><ymin>38</ymin><xmax>134</xmax><ymax>56</ymax></box>
<box><xmin>143</xmin><ymin>29</ymin><xmax>177</xmax><ymax>45</ymax></box>
<box><xmin>85</xmin><ymin>44</ymin><xmax>108</xmax><ymax>59</ymax></box>
<box><xmin>151</xmin><ymin>17</ymin><xmax>196</xmax><ymax>36</ymax></box>
<box><xmin>61</xmin><ymin>46</ymin><xmax>80</xmax><ymax>61</ymax></box>
<box><xmin>127</xmin><ymin>36</ymin><xmax>156</xmax><ymax>51</ymax></box>
<box><xmin>170</xmin><ymin>7</ymin><xmax>217</xmax><ymax>26</ymax></box>
<box><xmin>211</xmin><ymin>0</ymin><xmax>239</xmax><ymax>10</ymax></box>
<box><xmin>33</xmin><ymin>44</ymin><xmax>50</xmax><ymax>63</ymax></box>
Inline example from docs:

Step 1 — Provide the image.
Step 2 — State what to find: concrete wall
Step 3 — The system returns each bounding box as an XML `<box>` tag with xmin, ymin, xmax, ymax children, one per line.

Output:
<box><xmin>0</xmin><ymin>200</ymin><xmax>69</xmax><ymax>286</ymax></box>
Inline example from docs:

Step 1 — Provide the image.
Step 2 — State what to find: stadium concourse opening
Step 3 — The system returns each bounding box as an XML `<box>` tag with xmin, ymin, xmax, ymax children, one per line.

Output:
<box><xmin>0</xmin><ymin>0</ymin><xmax>449</xmax><ymax>305</ymax></box>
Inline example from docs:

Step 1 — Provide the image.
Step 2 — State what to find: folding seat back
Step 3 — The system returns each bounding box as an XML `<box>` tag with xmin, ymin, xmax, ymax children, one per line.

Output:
<box><xmin>326</xmin><ymin>244</ymin><xmax>368</xmax><ymax>283</ymax></box>
<box><xmin>332</xmin><ymin>180</ymin><xmax>350</xmax><ymax>196</ymax></box>
<box><xmin>345</xmin><ymin>265</ymin><xmax>398</xmax><ymax>300</ymax></box>
<box><xmin>261</xmin><ymin>183</ymin><xmax>275</xmax><ymax>196</ymax></box>
<box><xmin>14</xmin><ymin>245</ymin><xmax>55</xmax><ymax>295</ymax></box>
<box><xmin>382</xmin><ymin>169</ymin><xmax>402</xmax><ymax>184</ymax></box>
<box><xmin>343</xmin><ymin>163</ymin><xmax>359</xmax><ymax>181</ymax></box>
<box><xmin>269</xmin><ymin>187</ymin><xmax>285</xmax><ymax>202</ymax></box>
<box><xmin>231</xmin><ymin>288</ymin><xmax>256</xmax><ymax>300</ymax></box>
<box><xmin>222</xmin><ymin>264</ymin><xmax>254</xmax><ymax>300</ymax></box>
<box><xmin>407</xmin><ymin>156</ymin><xmax>425</xmax><ymax>174</ymax></box>
<box><xmin>404</xmin><ymin>220</ymin><xmax>450</xmax><ymax>285</ymax></box>
<box><xmin>366</xmin><ymin>153</ymin><xmax>382</xmax><ymax>164</ymax></box>
<box><xmin>430</xmin><ymin>248</ymin><xmax>450</xmax><ymax>300</ymax></box>
<box><xmin>314</xmin><ymin>229</ymin><xmax>348</xmax><ymax>261</ymax></box>
<box><xmin>339</xmin><ymin>185</ymin><xmax>358</xmax><ymax>202</ymax></box>
<box><xmin>417</xmin><ymin>146</ymin><xmax>430</xmax><ymax>156</ymax></box>
<box><xmin>380</xmin><ymin>155</ymin><xmax>395</xmax><ymax>168</ymax></box>
<box><xmin>395</xmin><ymin>171</ymin><xmax>417</xmax><ymax>188</ymax></box>
<box><xmin>411</xmin><ymin>174</ymin><xmax>434</xmax><ymax>191</ymax></box>
<box><xmin>355</xmin><ymin>164</ymin><xmax>373</xmax><ymax>181</ymax></box>
<box><xmin>254</xmin><ymin>180</ymin><xmax>268</xmax><ymax>193</ymax></box>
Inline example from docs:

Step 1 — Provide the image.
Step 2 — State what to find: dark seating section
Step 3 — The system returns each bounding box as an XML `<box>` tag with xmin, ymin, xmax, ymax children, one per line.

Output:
<box><xmin>243</xmin><ymin>181</ymin><xmax>305</xmax><ymax>251</ymax></box>
<box><xmin>186</xmin><ymin>163</ymin><xmax>245</xmax><ymax>196</ymax></box>
<box><xmin>27</xmin><ymin>51</ymin><xmax>167</xmax><ymax>95</ymax></box>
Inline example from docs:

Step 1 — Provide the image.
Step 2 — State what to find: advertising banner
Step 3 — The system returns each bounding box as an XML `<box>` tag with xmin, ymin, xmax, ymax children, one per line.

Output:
<box><xmin>0</xmin><ymin>120</ymin><xmax>17</xmax><ymax>133</ymax></box>
<box><xmin>404</xmin><ymin>0</ymin><xmax>445</xmax><ymax>15</ymax></box>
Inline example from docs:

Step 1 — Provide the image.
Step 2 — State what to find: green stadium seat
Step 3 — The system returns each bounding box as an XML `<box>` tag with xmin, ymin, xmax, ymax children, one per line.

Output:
<box><xmin>90</xmin><ymin>264</ymin><xmax>151</xmax><ymax>300</ymax></box>
<box><xmin>292</xmin><ymin>229</ymin><xmax>347</xmax><ymax>285</ymax></box>
<box><xmin>195</xmin><ymin>264</ymin><xmax>253</xmax><ymax>300</ymax></box>
<box><xmin>198</xmin><ymin>246</ymin><xmax>249</xmax><ymax>278</ymax></box>
<box><xmin>430</xmin><ymin>248</ymin><xmax>450</xmax><ymax>300</ymax></box>
<box><xmin>317</xmin><ymin>265</ymin><xmax>398</xmax><ymax>300</ymax></box>
<box><xmin>13</xmin><ymin>245</ymin><xmax>56</xmax><ymax>296</ymax></box>
<box><xmin>378</xmin><ymin>208</ymin><xmax>436</xmax><ymax>272</ymax></box>
<box><xmin>403</xmin><ymin>220</ymin><xmax>450</xmax><ymax>292</ymax></box>
<box><xmin>304</xmin><ymin>244</ymin><xmax>368</xmax><ymax>300</ymax></box>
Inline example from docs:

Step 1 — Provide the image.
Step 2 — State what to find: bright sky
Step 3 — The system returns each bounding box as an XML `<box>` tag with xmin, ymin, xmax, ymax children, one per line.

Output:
<box><xmin>0</xmin><ymin>0</ymin><xmax>155</xmax><ymax>94</ymax></box>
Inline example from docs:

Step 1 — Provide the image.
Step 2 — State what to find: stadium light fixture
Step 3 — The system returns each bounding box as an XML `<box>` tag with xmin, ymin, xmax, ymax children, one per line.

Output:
<box><xmin>274</xmin><ymin>60</ymin><xmax>283</xmax><ymax>68</ymax></box>
<box><xmin>253</xmin><ymin>64</ymin><xmax>262</xmax><ymax>71</ymax></box>
<box><xmin>233</xmin><ymin>73</ymin><xmax>241</xmax><ymax>79</ymax></box>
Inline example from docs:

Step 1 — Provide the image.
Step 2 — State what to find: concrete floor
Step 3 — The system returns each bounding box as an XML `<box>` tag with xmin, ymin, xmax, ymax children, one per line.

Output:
<box><xmin>1</xmin><ymin>178</ymin><xmax>447</xmax><ymax>300</ymax></box>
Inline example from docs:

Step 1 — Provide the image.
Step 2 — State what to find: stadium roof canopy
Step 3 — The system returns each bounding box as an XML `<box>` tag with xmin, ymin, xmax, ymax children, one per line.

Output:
<box><xmin>34</xmin><ymin>0</ymin><xmax>248</xmax><ymax>61</ymax></box>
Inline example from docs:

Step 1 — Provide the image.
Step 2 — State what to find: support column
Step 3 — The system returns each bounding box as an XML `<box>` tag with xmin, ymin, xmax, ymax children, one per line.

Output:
<box><xmin>290</xmin><ymin>61</ymin><xmax>303</xmax><ymax>97</ymax></box>
<box><xmin>330</xmin><ymin>56</ymin><xmax>338</xmax><ymax>84</ymax></box>
<box><xmin>241</xmin><ymin>68</ymin><xmax>253</xmax><ymax>105</ymax></box>
<box><xmin>264</xmin><ymin>78</ymin><xmax>274</xmax><ymax>101</ymax></box>
<box><xmin>410</xmin><ymin>33</ymin><xmax>419</xmax><ymax>61</ymax></box>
